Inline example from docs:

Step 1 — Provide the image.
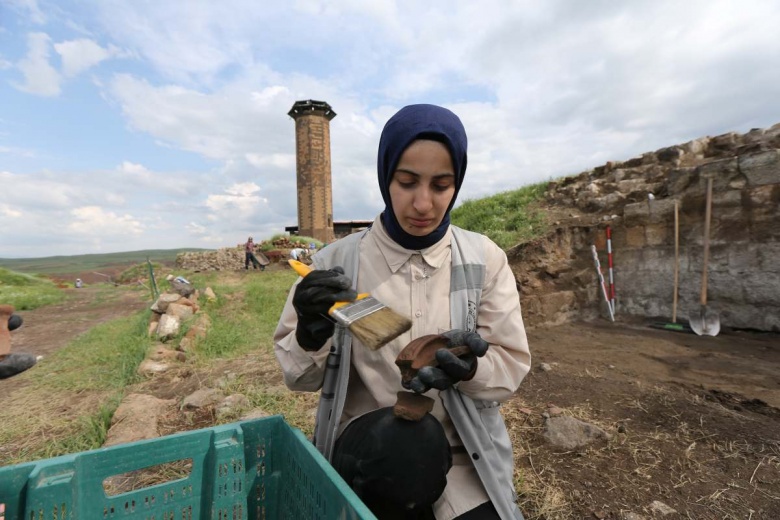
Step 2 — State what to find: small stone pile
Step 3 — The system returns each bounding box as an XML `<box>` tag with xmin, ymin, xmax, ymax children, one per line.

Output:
<box><xmin>102</xmin><ymin>281</ymin><xmax>269</xmax><ymax>471</ymax></box>
<box><xmin>141</xmin><ymin>281</ymin><xmax>214</xmax><ymax>374</ymax></box>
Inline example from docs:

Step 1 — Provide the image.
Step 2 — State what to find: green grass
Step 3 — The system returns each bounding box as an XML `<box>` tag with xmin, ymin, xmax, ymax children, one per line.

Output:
<box><xmin>451</xmin><ymin>181</ymin><xmax>549</xmax><ymax>249</ymax></box>
<box><xmin>0</xmin><ymin>306</ymin><xmax>154</xmax><ymax>464</ymax></box>
<box><xmin>86</xmin><ymin>284</ymin><xmax>145</xmax><ymax>309</ymax></box>
<box><xmin>31</xmin><ymin>397</ymin><xmax>122</xmax><ymax>460</ymax></box>
<box><xmin>217</xmin><ymin>374</ymin><xmax>318</xmax><ymax>435</ymax></box>
<box><xmin>39</xmin><ymin>310</ymin><xmax>153</xmax><ymax>392</ymax></box>
<box><xmin>0</xmin><ymin>267</ymin><xmax>65</xmax><ymax>309</ymax></box>
<box><xmin>161</xmin><ymin>269</ymin><xmax>320</xmax><ymax>433</ymax></box>
<box><xmin>189</xmin><ymin>270</ymin><xmax>298</xmax><ymax>359</ymax></box>
<box><xmin>116</xmin><ymin>261</ymin><xmax>165</xmax><ymax>285</ymax></box>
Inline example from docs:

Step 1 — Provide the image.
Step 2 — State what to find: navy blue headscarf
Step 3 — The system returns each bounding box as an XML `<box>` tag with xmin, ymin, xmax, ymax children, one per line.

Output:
<box><xmin>377</xmin><ymin>104</ymin><xmax>468</xmax><ymax>250</ymax></box>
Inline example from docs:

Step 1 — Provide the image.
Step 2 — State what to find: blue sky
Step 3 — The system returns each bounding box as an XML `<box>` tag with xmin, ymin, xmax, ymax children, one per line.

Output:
<box><xmin>2</xmin><ymin>0</ymin><xmax>780</xmax><ymax>258</ymax></box>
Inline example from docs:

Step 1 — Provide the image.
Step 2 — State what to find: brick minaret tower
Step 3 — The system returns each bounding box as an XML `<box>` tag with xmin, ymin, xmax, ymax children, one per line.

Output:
<box><xmin>288</xmin><ymin>100</ymin><xmax>336</xmax><ymax>244</ymax></box>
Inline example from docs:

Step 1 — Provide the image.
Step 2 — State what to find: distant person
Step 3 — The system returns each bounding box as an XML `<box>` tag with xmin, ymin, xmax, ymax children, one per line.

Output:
<box><xmin>165</xmin><ymin>274</ymin><xmax>195</xmax><ymax>297</ymax></box>
<box><xmin>75</xmin><ymin>278</ymin><xmax>83</xmax><ymax>288</ymax></box>
<box><xmin>0</xmin><ymin>307</ymin><xmax>40</xmax><ymax>379</ymax></box>
<box><xmin>289</xmin><ymin>247</ymin><xmax>308</xmax><ymax>262</ymax></box>
<box><xmin>244</xmin><ymin>237</ymin><xmax>264</xmax><ymax>270</ymax></box>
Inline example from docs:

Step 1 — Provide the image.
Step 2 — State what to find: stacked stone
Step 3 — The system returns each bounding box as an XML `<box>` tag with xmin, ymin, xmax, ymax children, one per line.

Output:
<box><xmin>176</xmin><ymin>246</ymin><xmax>280</xmax><ymax>271</ymax></box>
<box><xmin>545</xmin><ymin>123</ymin><xmax>780</xmax><ymax>218</ymax></box>
<box><xmin>175</xmin><ymin>247</ymin><xmax>243</xmax><ymax>271</ymax></box>
<box><xmin>176</xmin><ymin>244</ymin><xmax>302</xmax><ymax>271</ymax></box>
<box><xmin>102</xmin><ymin>284</ymin><xmax>265</xmax><ymax>479</ymax></box>
<box><xmin>148</xmin><ymin>292</ymin><xmax>201</xmax><ymax>344</ymax></box>
<box><xmin>525</xmin><ymin>122</ymin><xmax>780</xmax><ymax>331</ymax></box>
<box><xmin>271</xmin><ymin>237</ymin><xmax>312</xmax><ymax>248</ymax></box>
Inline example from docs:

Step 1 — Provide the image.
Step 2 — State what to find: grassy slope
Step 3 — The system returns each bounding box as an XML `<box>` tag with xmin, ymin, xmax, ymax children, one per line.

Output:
<box><xmin>451</xmin><ymin>181</ymin><xmax>549</xmax><ymax>248</ymax></box>
<box><xmin>0</xmin><ymin>269</ymin><xmax>305</xmax><ymax>465</ymax></box>
<box><xmin>0</xmin><ymin>267</ymin><xmax>65</xmax><ymax>309</ymax></box>
<box><xmin>0</xmin><ymin>248</ymin><xmax>213</xmax><ymax>274</ymax></box>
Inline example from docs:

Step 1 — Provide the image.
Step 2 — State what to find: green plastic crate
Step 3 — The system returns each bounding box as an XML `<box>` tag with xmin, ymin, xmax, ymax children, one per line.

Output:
<box><xmin>0</xmin><ymin>415</ymin><xmax>375</xmax><ymax>520</ymax></box>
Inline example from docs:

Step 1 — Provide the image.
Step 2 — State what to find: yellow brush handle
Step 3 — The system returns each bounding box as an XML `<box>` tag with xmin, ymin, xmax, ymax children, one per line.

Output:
<box><xmin>289</xmin><ymin>259</ymin><xmax>313</xmax><ymax>277</ymax></box>
<box><xmin>288</xmin><ymin>260</ymin><xmax>368</xmax><ymax>311</ymax></box>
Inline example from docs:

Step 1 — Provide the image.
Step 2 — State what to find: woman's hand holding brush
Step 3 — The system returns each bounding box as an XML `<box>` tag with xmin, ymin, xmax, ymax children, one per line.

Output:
<box><xmin>292</xmin><ymin>266</ymin><xmax>357</xmax><ymax>351</ymax></box>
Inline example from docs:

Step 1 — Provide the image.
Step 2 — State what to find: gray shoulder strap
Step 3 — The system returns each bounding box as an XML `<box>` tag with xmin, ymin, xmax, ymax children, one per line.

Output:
<box><xmin>311</xmin><ymin>230</ymin><xmax>367</xmax><ymax>289</ymax></box>
<box><xmin>450</xmin><ymin>226</ymin><xmax>486</xmax><ymax>332</ymax></box>
<box><xmin>309</xmin><ymin>229</ymin><xmax>367</xmax><ymax>460</ymax></box>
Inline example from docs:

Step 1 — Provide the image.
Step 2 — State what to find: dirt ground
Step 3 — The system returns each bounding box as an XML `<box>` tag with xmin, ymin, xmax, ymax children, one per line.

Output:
<box><xmin>5</xmin><ymin>286</ymin><xmax>148</xmax><ymax>360</ymax></box>
<box><xmin>0</xmin><ymin>285</ymin><xmax>149</xmax><ymax>400</ymax></box>
<box><xmin>517</xmin><ymin>321</ymin><xmax>780</xmax><ymax>519</ymax></box>
<box><xmin>3</xmin><ymin>272</ymin><xmax>779</xmax><ymax>519</ymax></box>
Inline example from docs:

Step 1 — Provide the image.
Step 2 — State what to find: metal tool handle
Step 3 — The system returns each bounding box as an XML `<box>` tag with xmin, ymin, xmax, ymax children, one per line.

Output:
<box><xmin>700</xmin><ymin>177</ymin><xmax>713</xmax><ymax>306</ymax></box>
<box><xmin>673</xmin><ymin>200</ymin><xmax>679</xmax><ymax>323</ymax></box>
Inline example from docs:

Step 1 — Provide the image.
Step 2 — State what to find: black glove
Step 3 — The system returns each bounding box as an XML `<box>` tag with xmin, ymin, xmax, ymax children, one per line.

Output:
<box><xmin>8</xmin><ymin>314</ymin><xmax>23</xmax><ymax>331</ymax></box>
<box><xmin>0</xmin><ymin>353</ymin><xmax>37</xmax><ymax>379</ymax></box>
<box><xmin>406</xmin><ymin>329</ymin><xmax>489</xmax><ymax>394</ymax></box>
<box><xmin>292</xmin><ymin>266</ymin><xmax>357</xmax><ymax>351</ymax></box>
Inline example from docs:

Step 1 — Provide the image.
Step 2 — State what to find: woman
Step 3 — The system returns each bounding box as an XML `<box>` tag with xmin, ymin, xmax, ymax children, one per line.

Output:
<box><xmin>274</xmin><ymin>104</ymin><xmax>531</xmax><ymax>519</ymax></box>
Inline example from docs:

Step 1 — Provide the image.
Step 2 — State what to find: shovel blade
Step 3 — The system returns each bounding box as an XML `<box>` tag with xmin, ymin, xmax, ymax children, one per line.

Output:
<box><xmin>689</xmin><ymin>306</ymin><xmax>720</xmax><ymax>336</ymax></box>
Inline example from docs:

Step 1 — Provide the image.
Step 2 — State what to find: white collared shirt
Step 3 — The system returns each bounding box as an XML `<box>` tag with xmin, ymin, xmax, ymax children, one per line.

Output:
<box><xmin>275</xmin><ymin>215</ymin><xmax>531</xmax><ymax>519</ymax></box>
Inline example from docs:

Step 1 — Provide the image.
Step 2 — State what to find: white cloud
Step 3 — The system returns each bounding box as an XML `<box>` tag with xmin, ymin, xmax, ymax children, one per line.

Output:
<box><xmin>5</xmin><ymin>0</ymin><xmax>46</xmax><ymax>24</ymax></box>
<box><xmin>113</xmin><ymin>161</ymin><xmax>205</xmax><ymax>197</ymax></box>
<box><xmin>54</xmin><ymin>38</ymin><xmax>118</xmax><ymax>77</ymax></box>
<box><xmin>205</xmin><ymin>182</ymin><xmax>267</xmax><ymax>217</ymax></box>
<box><xmin>0</xmin><ymin>170</ymin><xmax>80</xmax><ymax>210</ymax></box>
<box><xmin>0</xmin><ymin>204</ymin><xmax>22</xmax><ymax>218</ymax></box>
<box><xmin>118</xmin><ymin>161</ymin><xmax>149</xmax><ymax>174</ymax></box>
<box><xmin>91</xmin><ymin>1</ymin><xmax>271</xmax><ymax>84</ymax></box>
<box><xmin>109</xmin><ymin>76</ymin><xmax>296</xmax><ymax>160</ymax></box>
<box><xmin>0</xmin><ymin>145</ymin><xmax>35</xmax><ymax>158</ymax></box>
<box><xmin>12</xmin><ymin>34</ymin><xmax>125</xmax><ymax>97</ymax></box>
<box><xmin>245</xmin><ymin>153</ymin><xmax>295</xmax><ymax>170</ymax></box>
<box><xmin>3</xmin><ymin>1</ymin><xmax>780</xmax><ymax>258</ymax></box>
<box><xmin>68</xmin><ymin>206</ymin><xmax>144</xmax><ymax>235</ymax></box>
<box><xmin>14</xmin><ymin>32</ymin><xmax>61</xmax><ymax>96</ymax></box>
<box><xmin>89</xmin><ymin>1</ymin><xmax>406</xmax><ymax>87</ymax></box>
<box><xmin>186</xmin><ymin>221</ymin><xmax>207</xmax><ymax>235</ymax></box>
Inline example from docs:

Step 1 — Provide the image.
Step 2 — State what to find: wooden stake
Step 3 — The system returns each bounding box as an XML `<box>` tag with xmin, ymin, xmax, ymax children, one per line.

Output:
<box><xmin>673</xmin><ymin>200</ymin><xmax>679</xmax><ymax>323</ymax></box>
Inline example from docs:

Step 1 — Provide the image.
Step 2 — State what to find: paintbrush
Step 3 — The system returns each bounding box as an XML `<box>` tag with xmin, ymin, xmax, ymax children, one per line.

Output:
<box><xmin>289</xmin><ymin>259</ymin><xmax>412</xmax><ymax>350</ymax></box>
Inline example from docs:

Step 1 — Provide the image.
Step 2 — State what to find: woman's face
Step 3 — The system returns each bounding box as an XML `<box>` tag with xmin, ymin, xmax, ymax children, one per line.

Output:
<box><xmin>389</xmin><ymin>139</ymin><xmax>456</xmax><ymax>237</ymax></box>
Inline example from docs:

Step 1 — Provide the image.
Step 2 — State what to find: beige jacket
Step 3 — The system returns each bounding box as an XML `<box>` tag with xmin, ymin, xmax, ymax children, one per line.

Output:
<box><xmin>274</xmin><ymin>216</ymin><xmax>531</xmax><ymax>519</ymax></box>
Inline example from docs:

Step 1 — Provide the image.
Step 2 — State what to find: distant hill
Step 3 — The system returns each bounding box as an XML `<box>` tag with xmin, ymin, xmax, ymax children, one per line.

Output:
<box><xmin>0</xmin><ymin>248</ymin><xmax>213</xmax><ymax>275</ymax></box>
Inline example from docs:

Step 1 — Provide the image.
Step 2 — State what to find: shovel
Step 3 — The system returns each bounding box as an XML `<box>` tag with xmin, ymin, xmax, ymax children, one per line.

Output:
<box><xmin>652</xmin><ymin>200</ymin><xmax>694</xmax><ymax>334</ymax></box>
<box><xmin>689</xmin><ymin>177</ymin><xmax>720</xmax><ymax>336</ymax></box>
<box><xmin>673</xmin><ymin>199</ymin><xmax>680</xmax><ymax>324</ymax></box>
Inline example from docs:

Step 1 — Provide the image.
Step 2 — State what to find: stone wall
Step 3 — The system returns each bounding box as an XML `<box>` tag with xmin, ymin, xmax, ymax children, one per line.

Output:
<box><xmin>520</xmin><ymin>123</ymin><xmax>780</xmax><ymax>332</ymax></box>
<box><xmin>176</xmin><ymin>246</ymin><xmax>282</xmax><ymax>271</ymax></box>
